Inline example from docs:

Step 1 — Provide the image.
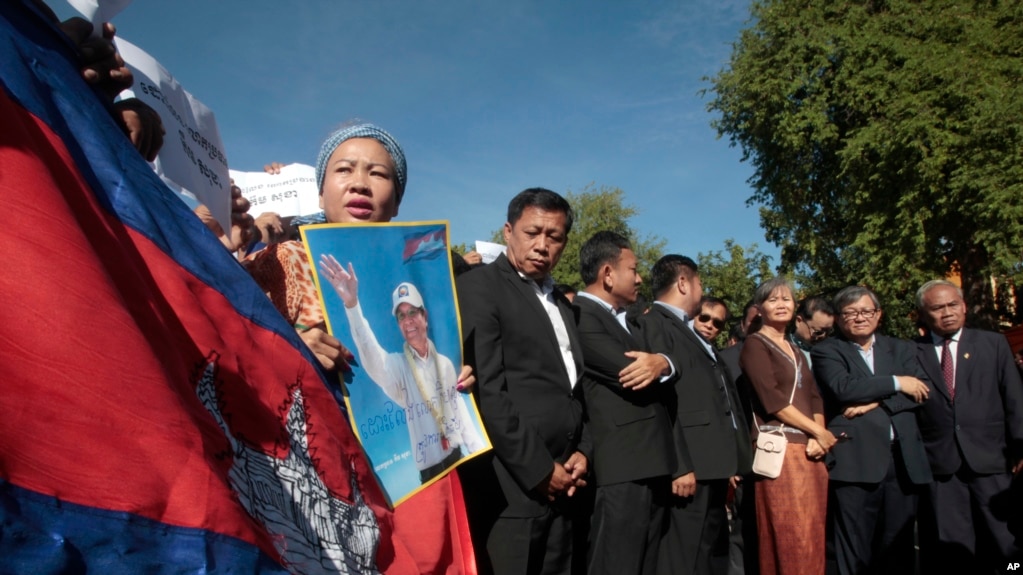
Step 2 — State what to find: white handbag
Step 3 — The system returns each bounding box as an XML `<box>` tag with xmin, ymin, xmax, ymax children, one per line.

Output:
<box><xmin>752</xmin><ymin>428</ymin><xmax>788</xmax><ymax>479</ymax></box>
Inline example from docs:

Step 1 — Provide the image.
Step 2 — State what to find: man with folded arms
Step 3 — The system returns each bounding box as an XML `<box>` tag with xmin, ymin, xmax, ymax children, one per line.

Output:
<box><xmin>811</xmin><ymin>285</ymin><xmax>932</xmax><ymax>575</ymax></box>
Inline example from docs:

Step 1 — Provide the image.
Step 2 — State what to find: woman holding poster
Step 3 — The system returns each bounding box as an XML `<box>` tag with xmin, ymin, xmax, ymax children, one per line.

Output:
<box><xmin>246</xmin><ymin>123</ymin><xmax>472</xmax><ymax>382</ymax></box>
<box><xmin>244</xmin><ymin>121</ymin><xmax>480</xmax><ymax>572</ymax></box>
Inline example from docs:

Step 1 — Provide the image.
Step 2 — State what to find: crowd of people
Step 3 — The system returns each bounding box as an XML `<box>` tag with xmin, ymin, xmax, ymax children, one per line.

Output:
<box><xmin>20</xmin><ymin>2</ymin><xmax>1023</xmax><ymax>574</ymax></box>
<box><xmin>451</xmin><ymin>207</ymin><xmax>1022</xmax><ymax>575</ymax></box>
<box><xmin>448</xmin><ymin>189</ymin><xmax>1023</xmax><ymax>575</ymax></box>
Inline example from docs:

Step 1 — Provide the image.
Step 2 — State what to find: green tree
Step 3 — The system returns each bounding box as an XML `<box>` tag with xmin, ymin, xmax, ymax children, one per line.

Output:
<box><xmin>708</xmin><ymin>0</ymin><xmax>1023</xmax><ymax>334</ymax></box>
<box><xmin>697</xmin><ymin>239</ymin><xmax>775</xmax><ymax>320</ymax></box>
<box><xmin>488</xmin><ymin>184</ymin><xmax>666</xmax><ymax>297</ymax></box>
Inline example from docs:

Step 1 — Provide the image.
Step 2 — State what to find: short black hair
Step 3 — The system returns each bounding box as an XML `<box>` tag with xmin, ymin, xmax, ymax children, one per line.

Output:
<box><xmin>506</xmin><ymin>188</ymin><xmax>574</xmax><ymax>235</ymax></box>
<box><xmin>650</xmin><ymin>254</ymin><xmax>698</xmax><ymax>298</ymax></box>
<box><xmin>700</xmin><ymin>296</ymin><xmax>730</xmax><ymax>320</ymax></box>
<box><xmin>579</xmin><ymin>231</ymin><xmax>632</xmax><ymax>285</ymax></box>
<box><xmin>797</xmin><ymin>296</ymin><xmax>835</xmax><ymax>320</ymax></box>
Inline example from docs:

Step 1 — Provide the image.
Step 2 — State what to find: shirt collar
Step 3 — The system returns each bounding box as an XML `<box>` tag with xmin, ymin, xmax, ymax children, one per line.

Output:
<box><xmin>930</xmin><ymin>327</ymin><xmax>962</xmax><ymax>345</ymax></box>
<box><xmin>516</xmin><ymin>270</ymin><xmax>554</xmax><ymax>295</ymax></box>
<box><xmin>654</xmin><ymin>300</ymin><xmax>689</xmax><ymax>323</ymax></box>
<box><xmin>844</xmin><ymin>333</ymin><xmax>875</xmax><ymax>352</ymax></box>
<box><xmin>408</xmin><ymin>342</ymin><xmax>433</xmax><ymax>361</ymax></box>
<box><xmin>790</xmin><ymin>333</ymin><xmax>813</xmax><ymax>353</ymax></box>
<box><xmin>577</xmin><ymin>291</ymin><xmax>624</xmax><ymax>315</ymax></box>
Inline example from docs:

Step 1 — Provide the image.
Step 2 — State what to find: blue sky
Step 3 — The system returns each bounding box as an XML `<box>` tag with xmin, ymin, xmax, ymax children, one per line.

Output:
<box><xmin>53</xmin><ymin>0</ymin><xmax>776</xmax><ymax>265</ymax></box>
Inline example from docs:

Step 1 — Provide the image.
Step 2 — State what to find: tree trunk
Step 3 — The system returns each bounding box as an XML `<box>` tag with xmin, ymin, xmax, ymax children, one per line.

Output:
<box><xmin>958</xmin><ymin>243</ymin><xmax>999</xmax><ymax>331</ymax></box>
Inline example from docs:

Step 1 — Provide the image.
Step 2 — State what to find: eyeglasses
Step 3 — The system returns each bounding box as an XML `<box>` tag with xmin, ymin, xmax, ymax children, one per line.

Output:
<box><xmin>841</xmin><ymin>309</ymin><xmax>878</xmax><ymax>320</ymax></box>
<box><xmin>697</xmin><ymin>314</ymin><xmax>726</xmax><ymax>330</ymax></box>
<box><xmin>809</xmin><ymin>326</ymin><xmax>833</xmax><ymax>338</ymax></box>
<box><xmin>396</xmin><ymin>307</ymin><xmax>423</xmax><ymax>322</ymax></box>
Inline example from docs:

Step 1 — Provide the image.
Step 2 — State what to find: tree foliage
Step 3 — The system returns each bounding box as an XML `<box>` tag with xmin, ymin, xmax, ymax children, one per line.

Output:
<box><xmin>708</xmin><ymin>0</ymin><xmax>1023</xmax><ymax>333</ymax></box>
<box><xmin>697</xmin><ymin>239</ymin><xmax>775</xmax><ymax>322</ymax></box>
<box><xmin>488</xmin><ymin>184</ymin><xmax>666</xmax><ymax>297</ymax></box>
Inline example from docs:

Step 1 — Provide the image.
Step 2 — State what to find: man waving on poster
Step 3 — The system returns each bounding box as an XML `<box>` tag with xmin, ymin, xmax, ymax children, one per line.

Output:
<box><xmin>320</xmin><ymin>254</ymin><xmax>486</xmax><ymax>484</ymax></box>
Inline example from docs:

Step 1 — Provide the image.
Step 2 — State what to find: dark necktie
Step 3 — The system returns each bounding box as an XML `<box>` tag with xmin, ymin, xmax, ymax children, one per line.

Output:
<box><xmin>941</xmin><ymin>338</ymin><xmax>955</xmax><ymax>400</ymax></box>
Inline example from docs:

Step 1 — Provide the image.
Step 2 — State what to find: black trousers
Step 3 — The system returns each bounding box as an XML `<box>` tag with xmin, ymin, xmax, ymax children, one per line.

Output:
<box><xmin>830</xmin><ymin>447</ymin><xmax>919</xmax><ymax>575</ymax></box>
<box><xmin>588</xmin><ymin>477</ymin><xmax>669</xmax><ymax>575</ymax></box>
<box><xmin>659</xmin><ymin>478</ymin><xmax>729</xmax><ymax>575</ymax></box>
<box><xmin>487</xmin><ymin>502</ymin><xmax>576</xmax><ymax>575</ymax></box>
<box><xmin>919</xmin><ymin>465</ymin><xmax>1021</xmax><ymax>574</ymax></box>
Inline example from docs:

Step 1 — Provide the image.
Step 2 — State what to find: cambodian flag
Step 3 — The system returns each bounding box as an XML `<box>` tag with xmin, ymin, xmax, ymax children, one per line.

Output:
<box><xmin>0</xmin><ymin>2</ymin><xmax>473</xmax><ymax>573</ymax></box>
<box><xmin>402</xmin><ymin>226</ymin><xmax>447</xmax><ymax>264</ymax></box>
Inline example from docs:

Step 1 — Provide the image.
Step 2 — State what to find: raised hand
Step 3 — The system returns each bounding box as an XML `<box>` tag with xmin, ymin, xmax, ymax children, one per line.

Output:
<box><xmin>319</xmin><ymin>255</ymin><xmax>359</xmax><ymax>308</ymax></box>
<box><xmin>60</xmin><ymin>19</ymin><xmax>133</xmax><ymax>101</ymax></box>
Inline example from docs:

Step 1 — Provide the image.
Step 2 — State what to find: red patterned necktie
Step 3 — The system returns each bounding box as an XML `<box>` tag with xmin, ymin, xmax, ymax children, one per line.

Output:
<box><xmin>941</xmin><ymin>338</ymin><xmax>955</xmax><ymax>400</ymax></box>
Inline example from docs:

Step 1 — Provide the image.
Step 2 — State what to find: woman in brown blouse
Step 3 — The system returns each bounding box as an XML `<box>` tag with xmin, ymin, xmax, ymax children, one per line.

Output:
<box><xmin>740</xmin><ymin>277</ymin><xmax>836</xmax><ymax>575</ymax></box>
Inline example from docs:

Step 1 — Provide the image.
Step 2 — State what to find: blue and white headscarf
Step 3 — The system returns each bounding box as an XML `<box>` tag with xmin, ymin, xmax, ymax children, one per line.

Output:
<box><xmin>314</xmin><ymin>122</ymin><xmax>407</xmax><ymax>205</ymax></box>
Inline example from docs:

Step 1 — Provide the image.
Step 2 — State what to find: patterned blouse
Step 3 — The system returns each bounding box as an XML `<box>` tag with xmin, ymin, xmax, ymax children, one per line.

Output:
<box><xmin>244</xmin><ymin>241</ymin><xmax>324</xmax><ymax>330</ymax></box>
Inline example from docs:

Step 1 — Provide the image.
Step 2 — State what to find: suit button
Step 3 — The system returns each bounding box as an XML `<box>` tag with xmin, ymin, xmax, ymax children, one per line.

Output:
<box><xmin>955</xmin><ymin>424</ymin><xmax>960</xmax><ymax>431</ymax></box>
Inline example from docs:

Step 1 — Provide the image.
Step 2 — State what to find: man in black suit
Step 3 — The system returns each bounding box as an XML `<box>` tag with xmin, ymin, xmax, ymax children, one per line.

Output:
<box><xmin>913</xmin><ymin>280</ymin><xmax>1023</xmax><ymax>572</ymax></box>
<box><xmin>634</xmin><ymin>255</ymin><xmax>752</xmax><ymax>575</ymax></box>
<box><xmin>716</xmin><ymin>300</ymin><xmax>760</xmax><ymax>575</ymax></box>
<box><xmin>811</xmin><ymin>285</ymin><xmax>933</xmax><ymax>575</ymax></box>
<box><xmin>457</xmin><ymin>188</ymin><xmax>588</xmax><ymax>575</ymax></box>
<box><xmin>573</xmin><ymin>231</ymin><xmax>675</xmax><ymax>575</ymax></box>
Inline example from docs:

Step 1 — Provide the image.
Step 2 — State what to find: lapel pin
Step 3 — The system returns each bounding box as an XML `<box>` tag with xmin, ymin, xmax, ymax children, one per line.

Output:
<box><xmin>964</xmin><ymin>353</ymin><xmax>970</xmax><ymax>359</ymax></box>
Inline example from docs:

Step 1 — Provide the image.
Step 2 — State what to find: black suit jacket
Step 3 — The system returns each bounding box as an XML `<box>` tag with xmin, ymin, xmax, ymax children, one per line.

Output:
<box><xmin>811</xmin><ymin>335</ymin><xmax>932</xmax><ymax>485</ymax></box>
<box><xmin>457</xmin><ymin>254</ymin><xmax>587</xmax><ymax>517</ymax></box>
<box><xmin>634</xmin><ymin>304</ymin><xmax>752</xmax><ymax>480</ymax></box>
<box><xmin>573</xmin><ymin>295</ymin><xmax>675</xmax><ymax>486</ymax></box>
<box><xmin>914</xmin><ymin>327</ymin><xmax>1023</xmax><ymax>475</ymax></box>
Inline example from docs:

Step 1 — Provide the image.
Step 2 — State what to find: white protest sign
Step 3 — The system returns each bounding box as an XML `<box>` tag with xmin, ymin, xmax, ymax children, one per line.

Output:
<box><xmin>475</xmin><ymin>241</ymin><xmax>506</xmax><ymax>264</ymax></box>
<box><xmin>67</xmin><ymin>0</ymin><xmax>132</xmax><ymax>36</ymax></box>
<box><xmin>115</xmin><ymin>37</ymin><xmax>231</xmax><ymax>231</ymax></box>
<box><xmin>229</xmin><ymin>164</ymin><xmax>321</xmax><ymax>218</ymax></box>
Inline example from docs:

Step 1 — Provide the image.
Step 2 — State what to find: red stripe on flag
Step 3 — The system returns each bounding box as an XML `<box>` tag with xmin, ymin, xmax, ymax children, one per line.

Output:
<box><xmin>0</xmin><ymin>84</ymin><xmax>476</xmax><ymax>574</ymax></box>
<box><xmin>401</xmin><ymin>229</ymin><xmax>442</xmax><ymax>261</ymax></box>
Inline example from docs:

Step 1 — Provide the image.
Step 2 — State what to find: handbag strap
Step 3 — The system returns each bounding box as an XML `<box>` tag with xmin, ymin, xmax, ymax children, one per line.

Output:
<box><xmin>786</xmin><ymin>345</ymin><xmax>800</xmax><ymax>405</ymax></box>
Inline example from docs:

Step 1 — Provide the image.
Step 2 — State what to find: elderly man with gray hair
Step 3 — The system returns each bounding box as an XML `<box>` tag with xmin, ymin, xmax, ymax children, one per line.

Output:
<box><xmin>810</xmin><ymin>285</ymin><xmax>932</xmax><ymax>575</ymax></box>
<box><xmin>912</xmin><ymin>279</ymin><xmax>1023</xmax><ymax>573</ymax></box>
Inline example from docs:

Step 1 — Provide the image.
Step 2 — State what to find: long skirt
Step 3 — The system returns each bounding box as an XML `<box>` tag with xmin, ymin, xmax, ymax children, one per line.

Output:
<box><xmin>755</xmin><ymin>445</ymin><xmax>828</xmax><ymax>575</ymax></box>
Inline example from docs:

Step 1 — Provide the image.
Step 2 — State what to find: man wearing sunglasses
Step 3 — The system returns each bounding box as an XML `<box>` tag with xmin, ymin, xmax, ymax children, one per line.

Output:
<box><xmin>691</xmin><ymin>296</ymin><xmax>730</xmax><ymax>345</ymax></box>
<box><xmin>790</xmin><ymin>296</ymin><xmax>836</xmax><ymax>364</ymax></box>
